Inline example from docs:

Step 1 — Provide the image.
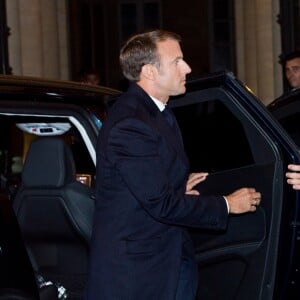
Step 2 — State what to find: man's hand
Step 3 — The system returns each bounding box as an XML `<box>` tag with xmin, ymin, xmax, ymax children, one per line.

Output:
<box><xmin>185</xmin><ymin>172</ymin><xmax>208</xmax><ymax>195</ymax></box>
<box><xmin>226</xmin><ymin>187</ymin><xmax>261</xmax><ymax>214</ymax></box>
<box><xmin>286</xmin><ymin>164</ymin><xmax>300</xmax><ymax>190</ymax></box>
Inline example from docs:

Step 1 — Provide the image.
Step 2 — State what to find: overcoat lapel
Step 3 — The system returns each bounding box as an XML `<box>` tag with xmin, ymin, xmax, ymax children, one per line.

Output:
<box><xmin>126</xmin><ymin>83</ymin><xmax>189</xmax><ymax>166</ymax></box>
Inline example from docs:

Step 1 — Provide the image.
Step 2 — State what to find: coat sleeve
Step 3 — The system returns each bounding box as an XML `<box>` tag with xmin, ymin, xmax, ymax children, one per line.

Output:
<box><xmin>106</xmin><ymin>118</ymin><xmax>228</xmax><ymax>230</ymax></box>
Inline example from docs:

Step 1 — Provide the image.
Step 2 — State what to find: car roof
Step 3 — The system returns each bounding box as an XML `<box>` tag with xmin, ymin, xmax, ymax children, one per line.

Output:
<box><xmin>0</xmin><ymin>74</ymin><xmax>121</xmax><ymax>105</ymax></box>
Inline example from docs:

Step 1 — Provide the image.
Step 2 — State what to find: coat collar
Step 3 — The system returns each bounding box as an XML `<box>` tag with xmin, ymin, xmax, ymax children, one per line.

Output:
<box><xmin>126</xmin><ymin>83</ymin><xmax>161</xmax><ymax>116</ymax></box>
<box><xmin>125</xmin><ymin>83</ymin><xmax>188</xmax><ymax>165</ymax></box>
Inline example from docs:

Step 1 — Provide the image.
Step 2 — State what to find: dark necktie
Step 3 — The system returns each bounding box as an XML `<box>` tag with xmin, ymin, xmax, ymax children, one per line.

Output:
<box><xmin>162</xmin><ymin>107</ymin><xmax>175</xmax><ymax>127</ymax></box>
<box><xmin>162</xmin><ymin>107</ymin><xmax>185</xmax><ymax>146</ymax></box>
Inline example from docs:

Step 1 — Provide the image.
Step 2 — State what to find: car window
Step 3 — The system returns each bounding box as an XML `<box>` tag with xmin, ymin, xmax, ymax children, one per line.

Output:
<box><xmin>0</xmin><ymin>114</ymin><xmax>95</xmax><ymax>200</ymax></box>
<box><xmin>172</xmin><ymin>87</ymin><xmax>277</xmax><ymax>174</ymax></box>
<box><xmin>174</xmin><ymin>99</ymin><xmax>254</xmax><ymax>173</ymax></box>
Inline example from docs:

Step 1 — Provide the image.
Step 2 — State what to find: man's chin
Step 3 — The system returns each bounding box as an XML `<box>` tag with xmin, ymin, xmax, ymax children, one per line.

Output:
<box><xmin>177</xmin><ymin>87</ymin><xmax>187</xmax><ymax>95</ymax></box>
<box><xmin>169</xmin><ymin>86</ymin><xmax>187</xmax><ymax>97</ymax></box>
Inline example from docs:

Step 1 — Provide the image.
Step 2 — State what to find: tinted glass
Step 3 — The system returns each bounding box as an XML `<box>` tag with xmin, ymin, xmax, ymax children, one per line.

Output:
<box><xmin>174</xmin><ymin>99</ymin><xmax>254</xmax><ymax>173</ymax></box>
<box><xmin>277</xmin><ymin>112</ymin><xmax>300</xmax><ymax>146</ymax></box>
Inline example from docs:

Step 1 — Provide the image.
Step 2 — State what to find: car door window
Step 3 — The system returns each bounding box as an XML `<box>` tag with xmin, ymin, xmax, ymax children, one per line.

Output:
<box><xmin>174</xmin><ymin>99</ymin><xmax>254</xmax><ymax>172</ymax></box>
<box><xmin>172</xmin><ymin>89</ymin><xmax>276</xmax><ymax>173</ymax></box>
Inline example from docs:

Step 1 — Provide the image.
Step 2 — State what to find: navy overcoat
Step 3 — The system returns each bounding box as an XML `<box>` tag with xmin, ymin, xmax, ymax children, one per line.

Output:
<box><xmin>86</xmin><ymin>83</ymin><xmax>228</xmax><ymax>299</ymax></box>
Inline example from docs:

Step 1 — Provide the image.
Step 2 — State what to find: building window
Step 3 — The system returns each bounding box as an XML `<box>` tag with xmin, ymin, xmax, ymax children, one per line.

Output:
<box><xmin>119</xmin><ymin>1</ymin><xmax>161</xmax><ymax>43</ymax></box>
<box><xmin>209</xmin><ymin>0</ymin><xmax>235</xmax><ymax>72</ymax></box>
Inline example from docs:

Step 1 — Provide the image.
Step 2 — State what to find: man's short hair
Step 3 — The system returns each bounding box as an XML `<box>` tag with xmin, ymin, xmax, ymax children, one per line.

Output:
<box><xmin>280</xmin><ymin>50</ymin><xmax>300</xmax><ymax>66</ymax></box>
<box><xmin>119</xmin><ymin>29</ymin><xmax>181</xmax><ymax>82</ymax></box>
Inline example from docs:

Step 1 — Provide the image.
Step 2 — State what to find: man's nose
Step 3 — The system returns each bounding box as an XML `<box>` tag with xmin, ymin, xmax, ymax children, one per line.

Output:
<box><xmin>183</xmin><ymin>61</ymin><xmax>192</xmax><ymax>74</ymax></box>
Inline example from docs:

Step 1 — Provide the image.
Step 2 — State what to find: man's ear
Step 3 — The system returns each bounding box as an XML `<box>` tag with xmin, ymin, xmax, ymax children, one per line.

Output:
<box><xmin>141</xmin><ymin>64</ymin><xmax>157</xmax><ymax>81</ymax></box>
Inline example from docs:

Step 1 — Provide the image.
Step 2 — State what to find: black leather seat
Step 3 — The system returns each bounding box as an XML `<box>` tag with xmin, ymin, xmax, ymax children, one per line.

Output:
<box><xmin>13</xmin><ymin>137</ymin><xmax>94</xmax><ymax>299</ymax></box>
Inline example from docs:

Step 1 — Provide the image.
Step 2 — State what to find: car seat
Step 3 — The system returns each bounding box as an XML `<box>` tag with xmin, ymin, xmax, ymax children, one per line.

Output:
<box><xmin>13</xmin><ymin>137</ymin><xmax>95</xmax><ymax>299</ymax></box>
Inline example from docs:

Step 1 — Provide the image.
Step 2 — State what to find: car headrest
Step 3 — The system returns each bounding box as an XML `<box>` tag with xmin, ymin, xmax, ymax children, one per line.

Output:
<box><xmin>22</xmin><ymin>138</ymin><xmax>76</xmax><ymax>188</ymax></box>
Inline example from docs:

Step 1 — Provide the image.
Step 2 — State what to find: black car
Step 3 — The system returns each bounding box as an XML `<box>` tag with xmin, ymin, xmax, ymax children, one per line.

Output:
<box><xmin>0</xmin><ymin>72</ymin><xmax>299</xmax><ymax>300</ymax></box>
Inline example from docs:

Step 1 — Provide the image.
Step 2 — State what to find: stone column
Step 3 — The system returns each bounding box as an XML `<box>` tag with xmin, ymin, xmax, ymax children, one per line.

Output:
<box><xmin>235</xmin><ymin>0</ymin><xmax>282</xmax><ymax>104</ymax></box>
<box><xmin>40</xmin><ymin>0</ymin><xmax>60</xmax><ymax>78</ymax></box>
<box><xmin>19</xmin><ymin>0</ymin><xmax>44</xmax><ymax>76</ymax></box>
<box><xmin>272</xmin><ymin>0</ymin><xmax>282</xmax><ymax>100</ymax></box>
<box><xmin>245</xmin><ymin>1</ymin><xmax>259</xmax><ymax>94</ymax></box>
<box><xmin>6</xmin><ymin>0</ymin><xmax>23</xmax><ymax>75</ymax></box>
<box><xmin>6</xmin><ymin>0</ymin><xmax>69</xmax><ymax>79</ymax></box>
<box><xmin>57</xmin><ymin>0</ymin><xmax>69</xmax><ymax>80</ymax></box>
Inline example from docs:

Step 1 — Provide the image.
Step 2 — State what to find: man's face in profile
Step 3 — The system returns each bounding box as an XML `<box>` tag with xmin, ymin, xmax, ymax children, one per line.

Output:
<box><xmin>285</xmin><ymin>57</ymin><xmax>300</xmax><ymax>89</ymax></box>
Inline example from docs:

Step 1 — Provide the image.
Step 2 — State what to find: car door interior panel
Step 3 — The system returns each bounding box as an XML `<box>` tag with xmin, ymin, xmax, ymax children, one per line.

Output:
<box><xmin>189</xmin><ymin>164</ymin><xmax>275</xmax><ymax>300</ymax></box>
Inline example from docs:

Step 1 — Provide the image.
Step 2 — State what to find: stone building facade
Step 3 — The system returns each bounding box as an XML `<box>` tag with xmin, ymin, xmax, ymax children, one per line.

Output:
<box><xmin>5</xmin><ymin>0</ymin><xmax>282</xmax><ymax>105</ymax></box>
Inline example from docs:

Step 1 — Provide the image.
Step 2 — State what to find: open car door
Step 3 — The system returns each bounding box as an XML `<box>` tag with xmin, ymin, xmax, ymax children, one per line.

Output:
<box><xmin>170</xmin><ymin>72</ymin><xmax>300</xmax><ymax>300</ymax></box>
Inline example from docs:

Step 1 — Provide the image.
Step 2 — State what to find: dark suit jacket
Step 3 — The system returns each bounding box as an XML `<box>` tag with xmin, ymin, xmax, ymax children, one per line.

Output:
<box><xmin>86</xmin><ymin>83</ymin><xmax>228</xmax><ymax>300</ymax></box>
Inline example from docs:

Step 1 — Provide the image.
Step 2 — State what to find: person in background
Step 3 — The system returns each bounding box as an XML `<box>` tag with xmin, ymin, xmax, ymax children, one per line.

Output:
<box><xmin>281</xmin><ymin>50</ymin><xmax>300</xmax><ymax>91</ymax></box>
<box><xmin>78</xmin><ymin>68</ymin><xmax>101</xmax><ymax>85</ymax></box>
<box><xmin>86</xmin><ymin>29</ymin><xmax>261</xmax><ymax>300</ymax></box>
<box><xmin>279</xmin><ymin>51</ymin><xmax>300</xmax><ymax>189</ymax></box>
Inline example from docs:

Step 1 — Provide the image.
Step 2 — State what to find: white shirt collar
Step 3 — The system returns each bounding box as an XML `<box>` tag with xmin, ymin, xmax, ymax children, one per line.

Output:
<box><xmin>149</xmin><ymin>95</ymin><xmax>166</xmax><ymax>112</ymax></box>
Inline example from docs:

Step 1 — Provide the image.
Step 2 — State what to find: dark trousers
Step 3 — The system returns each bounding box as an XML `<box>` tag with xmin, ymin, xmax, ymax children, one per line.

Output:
<box><xmin>175</xmin><ymin>257</ymin><xmax>198</xmax><ymax>300</ymax></box>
